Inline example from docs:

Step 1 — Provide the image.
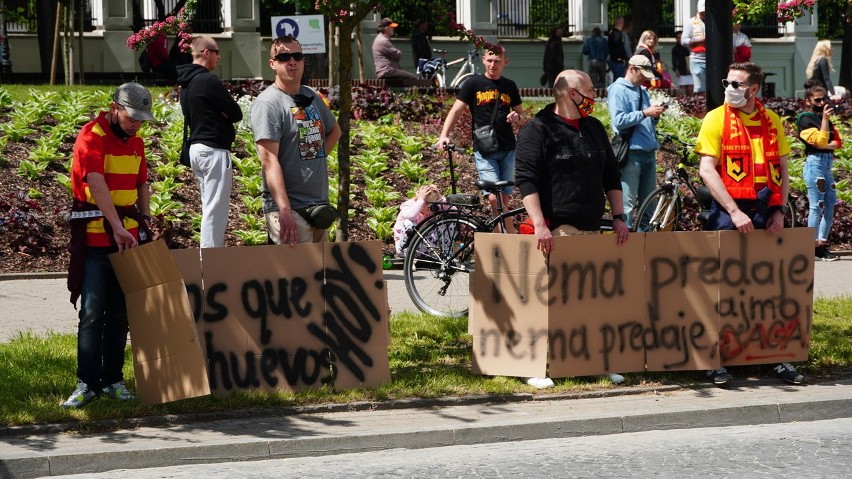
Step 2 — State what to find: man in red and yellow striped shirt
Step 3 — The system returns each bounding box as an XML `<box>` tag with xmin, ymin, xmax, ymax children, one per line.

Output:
<box><xmin>63</xmin><ymin>82</ymin><xmax>154</xmax><ymax>408</ymax></box>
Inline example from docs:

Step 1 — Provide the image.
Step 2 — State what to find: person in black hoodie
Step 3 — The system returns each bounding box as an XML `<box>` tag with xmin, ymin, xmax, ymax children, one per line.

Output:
<box><xmin>515</xmin><ymin>69</ymin><xmax>629</xmax><ymax>253</ymax></box>
<box><xmin>176</xmin><ymin>35</ymin><xmax>243</xmax><ymax>248</ymax></box>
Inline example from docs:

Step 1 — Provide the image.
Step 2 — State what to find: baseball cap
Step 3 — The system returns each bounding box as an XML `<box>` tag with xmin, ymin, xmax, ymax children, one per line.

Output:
<box><xmin>697</xmin><ymin>0</ymin><xmax>705</xmax><ymax>13</ymax></box>
<box><xmin>113</xmin><ymin>82</ymin><xmax>156</xmax><ymax>122</ymax></box>
<box><xmin>628</xmin><ymin>55</ymin><xmax>656</xmax><ymax>79</ymax></box>
<box><xmin>379</xmin><ymin>18</ymin><xmax>398</xmax><ymax>29</ymax></box>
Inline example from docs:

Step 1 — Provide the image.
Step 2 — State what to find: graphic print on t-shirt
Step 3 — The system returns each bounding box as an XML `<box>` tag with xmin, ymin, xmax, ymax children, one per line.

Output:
<box><xmin>292</xmin><ymin>103</ymin><xmax>326</xmax><ymax>160</ymax></box>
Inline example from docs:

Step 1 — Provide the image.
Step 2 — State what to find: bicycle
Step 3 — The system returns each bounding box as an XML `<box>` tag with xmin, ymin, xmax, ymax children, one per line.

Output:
<box><xmin>402</xmin><ymin>145</ymin><xmax>524</xmax><ymax>318</ymax></box>
<box><xmin>417</xmin><ymin>49</ymin><xmax>479</xmax><ymax>90</ymax></box>
<box><xmin>635</xmin><ymin>134</ymin><xmax>797</xmax><ymax>232</ymax></box>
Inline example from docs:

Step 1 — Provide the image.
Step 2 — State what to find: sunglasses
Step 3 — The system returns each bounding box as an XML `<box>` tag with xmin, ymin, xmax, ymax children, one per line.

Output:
<box><xmin>811</xmin><ymin>97</ymin><xmax>828</xmax><ymax>104</ymax></box>
<box><xmin>722</xmin><ymin>79</ymin><xmax>753</xmax><ymax>89</ymax></box>
<box><xmin>206</xmin><ymin>48</ymin><xmax>219</xmax><ymax>55</ymax></box>
<box><xmin>289</xmin><ymin>93</ymin><xmax>314</xmax><ymax>108</ymax></box>
<box><xmin>273</xmin><ymin>52</ymin><xmax>305</xmax><ymax>62</ymax></box>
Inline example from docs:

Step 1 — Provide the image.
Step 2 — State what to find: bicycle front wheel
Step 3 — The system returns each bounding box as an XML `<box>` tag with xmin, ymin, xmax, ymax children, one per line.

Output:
<box><xmin>635</xmin><ymin>187</ymin><xmax>681</xmax><ymax>232</ymax></box>
<box><xmin>403</xmin><ymin>215</ymin><xmax>482</xmax><ymax>318</ymax></box>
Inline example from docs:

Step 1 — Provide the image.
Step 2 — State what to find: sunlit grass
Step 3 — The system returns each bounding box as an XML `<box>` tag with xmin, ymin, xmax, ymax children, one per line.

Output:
<box><xmin>1</xmin><ymin>298</ymin><xmax>850</xmax><ymax>428</ymax></box>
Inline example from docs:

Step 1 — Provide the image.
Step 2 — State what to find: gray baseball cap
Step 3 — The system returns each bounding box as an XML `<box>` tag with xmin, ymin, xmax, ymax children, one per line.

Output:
<box><xmin>113</xmin><ymin>82</ymin><xmax>156</xmax><ymax>122</ymax></box>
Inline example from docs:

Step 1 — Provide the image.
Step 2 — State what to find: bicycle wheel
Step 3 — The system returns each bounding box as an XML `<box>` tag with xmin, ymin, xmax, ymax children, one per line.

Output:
<box><xmin>784</xmin><ymin>198</ymin><xmax>797</xmax><ymax>228</ymax></box>
<box><xmin>635</xmin><ymin>188</ymin><xmax>681</xmax><ymax>232</ymax></box>
<box><xmin>403</xmin><ymin>215</ymin><xmax>482</xmax><ymax>318</ymax></box>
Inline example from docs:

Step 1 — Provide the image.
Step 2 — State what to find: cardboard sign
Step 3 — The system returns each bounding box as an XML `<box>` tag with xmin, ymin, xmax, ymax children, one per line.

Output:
<box><xmin>110</xmin><ymin>241</ymin><xmax>210</xmax><ymax>405</ymax></box>
<box><xmin>469</xmin><ymin>229</ymin><xmax>814</xmax><ymax>378</ymax></box>
<box><xmin>173</xmin><ymin>241</ymin><xmax>391</xmax><ymax>395</ymax></box>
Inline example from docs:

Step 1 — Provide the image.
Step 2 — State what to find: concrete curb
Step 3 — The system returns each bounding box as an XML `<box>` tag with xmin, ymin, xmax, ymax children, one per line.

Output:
<box><xmin>2</xmin><ymin>389</ymin><xmax>850</xmax><ymax>478</ymax></box>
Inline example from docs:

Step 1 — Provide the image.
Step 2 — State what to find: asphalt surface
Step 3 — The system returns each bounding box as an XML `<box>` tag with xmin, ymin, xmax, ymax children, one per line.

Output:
<box><xmin>0</xmin><ymin>260</ymin><xmax>850</xmax><ymax>478</ymax></box>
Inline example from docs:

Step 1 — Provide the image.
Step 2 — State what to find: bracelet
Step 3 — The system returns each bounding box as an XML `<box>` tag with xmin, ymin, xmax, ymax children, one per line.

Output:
<box><xmin>142</xmin><ymin>214</ymin><xmax>152</xmax><ymax>222</ymax></box>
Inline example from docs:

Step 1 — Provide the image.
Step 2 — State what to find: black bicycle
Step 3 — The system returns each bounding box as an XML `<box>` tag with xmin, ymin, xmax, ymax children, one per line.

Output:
<box><xmin>403</xmin><ymin>176</ymin><xmax>524</xmax><ymax>318</ymax></box>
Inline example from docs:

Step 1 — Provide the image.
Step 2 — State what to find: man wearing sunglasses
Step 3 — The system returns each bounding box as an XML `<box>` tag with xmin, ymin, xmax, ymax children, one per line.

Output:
<box><xmin>250</xmin><ymin>35</ymin><xmax>342</xmax><ymax>245</ymax></box>
<box><xmin>372</xmin><ymin>17</ymin><xmax>418</xmax><ymax>81</ymax></box>
<box><xmin>695</xmin><ymin>62</ymin><xmax>804</xmax><ymax>387</ymax></box>
<box><xmin>177</xmin><ymin>35</ymin><xmax>243</xmax><ymax>248</ymax></box>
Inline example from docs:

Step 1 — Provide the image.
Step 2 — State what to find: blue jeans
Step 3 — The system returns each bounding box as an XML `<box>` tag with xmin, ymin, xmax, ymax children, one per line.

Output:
<box><xmin>690</xmin><ymin>58</ymin><xmax>707</xmax><ymax>93</ymax></box>
<box><xmin>621</xmin><ymin>149</ymin><xmax>658</xmax><ymax>229</ymax></box>
<box><xmin>77</xmin><ymin>247</ymin><xmax>130</xmax><ymax>389</ymax></box>
<box><xmin>473</xmin><ymin>149</ymin><xmax>515</xmax><ymax>195</ymax></box>
<box><xmin>804</xmin><ymin>152</ymin><xmax>836</xmax><ymax>242</ymax></box>
<box><xmin>610</xmin><ymin>61</ymin><xmax>626</xmax><ymax>80</ymax></box>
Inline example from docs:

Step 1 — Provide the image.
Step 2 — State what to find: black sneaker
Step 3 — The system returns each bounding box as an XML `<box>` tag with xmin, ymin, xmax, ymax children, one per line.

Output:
<box><xmin>773</xmin><ymin>362</ymin><xmax>804</xmax><ymax>385</ymax></box>
<box><xmin>706</xmin><ymin>367</ymin><xmax>733</xmax><ymax>385</ymax></box>
<box><xmin>816</xmin><ymin>246</ymin><xmax>840</xmax><ymax>262</ymax></box>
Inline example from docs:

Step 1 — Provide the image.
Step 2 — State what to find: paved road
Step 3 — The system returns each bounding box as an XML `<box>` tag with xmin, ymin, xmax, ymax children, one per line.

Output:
<box><xmin>44</xmin><ymin>418</ymin><xmax>852</xmax><ymax>478</ymax></box>
<box><xmin>1</xmin><ymin>260</ymin><xmax>848</xmax><ymax>343</ymax></box>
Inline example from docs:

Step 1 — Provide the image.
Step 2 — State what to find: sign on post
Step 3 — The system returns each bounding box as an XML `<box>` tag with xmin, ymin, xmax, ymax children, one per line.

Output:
<box><xmin>271</xmin><ymin>15</ymin><xmax>327</xmax><ymax>54</ymax></box>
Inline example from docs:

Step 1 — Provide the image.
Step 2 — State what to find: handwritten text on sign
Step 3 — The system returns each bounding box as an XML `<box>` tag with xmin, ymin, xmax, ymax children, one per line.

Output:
<box><xmin>470</xmin><ymin>230</ymin><xmax>813</xmax><ymax>378</ymax></box>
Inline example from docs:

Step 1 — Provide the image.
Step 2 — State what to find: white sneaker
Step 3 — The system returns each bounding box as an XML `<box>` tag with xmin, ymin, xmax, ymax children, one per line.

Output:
<box><xmin>525</xmin><ymin>377</ymin><xmax>555</xmax><ymax>389</ymax></box>
<box><xmin>608</xmin><ymin>373</ymin><xmax>625</xmax><ymax>384</ymax></box>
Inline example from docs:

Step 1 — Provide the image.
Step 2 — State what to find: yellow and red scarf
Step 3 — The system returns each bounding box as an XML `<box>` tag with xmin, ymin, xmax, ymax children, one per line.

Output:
<box><xmin>719</xmin><ymin>100</ymin><xmax>783</xmax><ymax>206</ymax></box>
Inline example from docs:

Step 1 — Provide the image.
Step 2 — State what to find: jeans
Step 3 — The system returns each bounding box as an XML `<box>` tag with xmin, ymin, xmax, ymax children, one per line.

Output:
<box><xmin>804</xmin><ymin>152</ymin><xmax>836</xmax><ymax>242</ymax></box>
<box><xmin>191</xmin><ymin>143</ymin><xmax>233</xmax><ymax>248</ymax></box>
<box><xmin>610</xmin><ymin>61</ymin><xmax>626</xmax><ymax>80</ymax></box>
<box><xmin>690</xmin><ymin>58</ymin><xmax>707</xmax><ymax>93</ymax></box>
<box><xmin>473</xmin><ymin>149</ymin><xmax>515</xmax><ymax>195</ymax></box>
<box><xmin>77</xmin><ymin>247</ymin><xmax>129</xmax><ymax>389</ymax></box>
<box><xmin>704</xmin><ymin>187</ymin><xmax>773</xmax><ymax>231</ymax></box>
<box><xmin>620</xmin><ymin>149</ymin><xmax>658</xmax><ymax>229</ymax></box>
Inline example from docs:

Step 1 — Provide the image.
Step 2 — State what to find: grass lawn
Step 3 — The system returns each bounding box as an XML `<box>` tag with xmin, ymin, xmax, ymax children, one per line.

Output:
<box><xmin>1</xmin><ymin>297</ymin><xmax>850</xmax><ymax>428</ymax></box>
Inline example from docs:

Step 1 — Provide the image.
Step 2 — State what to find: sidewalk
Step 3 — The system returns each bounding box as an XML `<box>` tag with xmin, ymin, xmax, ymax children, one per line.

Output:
<box><xmin>1</xmin><ymin>378</ymin><xmax>851</xmax><ymax>478</ymax></box>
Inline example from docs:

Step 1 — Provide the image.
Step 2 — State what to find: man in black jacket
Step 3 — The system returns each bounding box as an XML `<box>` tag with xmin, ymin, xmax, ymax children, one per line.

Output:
<box><xmin>607</xmin><ymin>16</ymin><xmax>630</xmax><ymax>80</ymax></box>
<box><xmin>177</xmin><ymin>35</ymin><xmax>243</xmax><ymax>248</ymax></box>
<box><xmin>515</xmin><ymin>69</ymin><xmax>629</xmax><ymax>254</ymax></box>
<box><xmin>411</xmin><ymin>19</ymin><xmax>432</xmax><ymax>68</ymax></box>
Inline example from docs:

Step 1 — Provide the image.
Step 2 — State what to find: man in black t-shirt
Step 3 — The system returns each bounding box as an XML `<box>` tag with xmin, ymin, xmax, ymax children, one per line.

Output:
<box><xmin>435</xmin><ymin>45</ymin><xmax>525</xmax><ymax>232</ymax></box>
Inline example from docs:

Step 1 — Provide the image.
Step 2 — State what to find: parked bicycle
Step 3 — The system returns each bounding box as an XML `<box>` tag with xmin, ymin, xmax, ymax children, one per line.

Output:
<box><xmin>402</xmin><ymin>145</ymin><xmax>524</xmax><ymax>318</ymax></box>
<box><xmin>417</xmin><ymin>49</ymin><xmax>479</xmax><ymax>90</ymax></box>
<box><xmin>635</xmin><ymin>134</ymin><xmax>796</xmax><ymax>232</ymax></box>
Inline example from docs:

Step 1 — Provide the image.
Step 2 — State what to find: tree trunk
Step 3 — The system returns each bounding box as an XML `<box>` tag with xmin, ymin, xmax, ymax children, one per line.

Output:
<box><xmin>36</xmin><ymin>0</ymin><xmax>63</xmax><ymax>78</ymax></box>
<box><xmin>335</xmin><ymin>22</ymin><xmax>355</xmax><ymax>241</ymax></box>
<box><xmin>840</xmin><ymin>18</ymin><xmax>852</xmax><ymax>92</ymax></box>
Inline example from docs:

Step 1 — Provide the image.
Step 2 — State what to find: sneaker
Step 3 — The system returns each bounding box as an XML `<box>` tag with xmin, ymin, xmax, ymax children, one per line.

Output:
<box><xmin>608</xmin><ymin>373</ymin><xmax>625</xmax><ymax>384</ymax></box>
<box><xmin>706</xmin><ymin>367</ymin><xmax>733</xmax><ymax>385</ymax></box>
<box><xmin>815</xmin><ymin>246</ymin><xmax>840</xmax><ymax>262</ymax></box>
<box><xmin>61</xmin><ymin>380</ymin><xmax>97</xmax><ymax>408</ymax></box>
<box><xmin>525</xmin><ymin>377</ymin><xmax>555</xmax><ymax>389</ymax></box>
<box><xmin>773</xmin><ymin>363</ymin><xmax>804</xmax><ymax>385</ymax></box>
<box><xmin>101</xmin><ymin>381</ymin><xmax>136</xmax><ymax>401</ymax></box>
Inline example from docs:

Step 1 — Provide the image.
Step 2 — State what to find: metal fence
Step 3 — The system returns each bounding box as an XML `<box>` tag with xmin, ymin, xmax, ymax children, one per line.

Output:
<box><xmin>497</xmin><ymin>0</ymin><xmax>572</xmax><ymax>38</ymax></box>
<box><xmin>140</xmin><ymin>0</ymin><xmax>223</xmax><ymax>33</ymax></box>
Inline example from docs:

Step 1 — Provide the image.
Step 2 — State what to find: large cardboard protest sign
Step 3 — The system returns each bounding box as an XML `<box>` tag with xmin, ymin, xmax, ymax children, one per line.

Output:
<box><xmin>470</xmin><ymin>229</ymin><xmax>814</xmax><ymax>378</ymax></box>
<box><xmin>110</xmin><ymin>241</ymin><xmax>210</xmax><ymax>405</ymax></box>
<box><xmin>172</xmin><ymin>241</ymin><xmax>391</xmax><ymax>395</ymax></box>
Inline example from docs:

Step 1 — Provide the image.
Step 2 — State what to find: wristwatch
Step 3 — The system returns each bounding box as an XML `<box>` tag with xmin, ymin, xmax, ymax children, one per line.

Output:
<box><xmin>613</xmin><ymin>213</ymin><xmax>627</xmax><ymax>222</ymax></box>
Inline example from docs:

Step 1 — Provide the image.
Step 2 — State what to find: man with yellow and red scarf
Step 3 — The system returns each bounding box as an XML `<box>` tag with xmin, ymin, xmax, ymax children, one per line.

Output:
<box><xmin>696</xmin><ymin>62</ymin><xmax>803</xmax><ymax>387</ymax></box>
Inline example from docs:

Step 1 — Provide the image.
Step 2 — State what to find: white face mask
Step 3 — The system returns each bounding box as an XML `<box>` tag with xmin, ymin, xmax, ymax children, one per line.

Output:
<box><xmin>724</xmin><ymin>86</ymin><xmax>748</xmax><ymax>108</ymax></box>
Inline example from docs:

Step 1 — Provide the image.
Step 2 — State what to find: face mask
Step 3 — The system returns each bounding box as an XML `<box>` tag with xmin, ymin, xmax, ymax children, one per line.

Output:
<box><xmin>724</xmin><ymin>86</ymin><xmax>748</xmax><ymax>108</ymax></box>
<box><xmin>812</xmin><ymin>104</ymin><xmax>825</xmax><ymax>113</ymax></box>
<box><xmin>571</xmin><ymin>90</ymin><xmax>595</xmax><ymax>117</ymax></box>
<box><xmin>110</xmin><ymin>110</ymin><xmax>131</xmax><ymax>140</ymax></box>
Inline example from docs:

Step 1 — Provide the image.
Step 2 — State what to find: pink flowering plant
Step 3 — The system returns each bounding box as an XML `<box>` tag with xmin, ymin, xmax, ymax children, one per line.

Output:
<box><xmin>126</xmin><ymin>0</ymin><xmax>196</xmax><ymax>52</ymax></box>
<box><xmin>732</xmin><ymin>0</ymin><xmax>816</xmax><ymax>24</ymax></box>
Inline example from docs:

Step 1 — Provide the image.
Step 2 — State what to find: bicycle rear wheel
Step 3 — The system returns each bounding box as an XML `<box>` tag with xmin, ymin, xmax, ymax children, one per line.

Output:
<box><xmin>403</xmin><ymin>215</ymin><xmax>481</xmax><ymax>318</ymax></box>
<box><xmin>635</xmin><ymin>187</ymin><xmax>681</xmax><ymax>232</ymax></box>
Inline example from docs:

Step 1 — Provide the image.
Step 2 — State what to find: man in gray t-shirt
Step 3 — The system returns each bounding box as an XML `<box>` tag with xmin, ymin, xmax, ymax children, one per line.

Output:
<box><xmin>250</xmin><ymin>35</ymin><xmax>341</xmax><ymax>245</ymax></box>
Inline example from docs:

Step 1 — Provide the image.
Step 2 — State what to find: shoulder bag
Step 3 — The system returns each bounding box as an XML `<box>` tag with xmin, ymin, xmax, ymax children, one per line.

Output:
<box><xmin>611</xmin><ymin>90</ymin><xmax>644</xmax><ymax>169</ymax></box>
<box><xmin>472</xmin><ymin>91</ymin><xmax>501</xmax><ymax>154</ymax></box>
